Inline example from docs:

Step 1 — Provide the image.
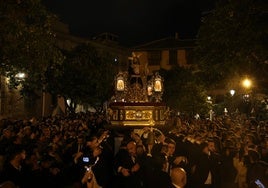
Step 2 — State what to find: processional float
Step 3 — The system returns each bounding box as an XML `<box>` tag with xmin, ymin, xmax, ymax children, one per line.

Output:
<box><xmin>108</xmin><ymin>53</ymin><xmax>168</xmax><ymax>127</ymax></box>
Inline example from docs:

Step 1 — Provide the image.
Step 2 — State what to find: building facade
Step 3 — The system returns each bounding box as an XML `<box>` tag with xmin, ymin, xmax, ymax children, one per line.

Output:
<box><xmin>0</xmin><ymin>22</ymin><xmax>196</xmax><ymax>119</ymax></box>
<box><xmin>131</xmin><ymin>34</ymin><xmax>195</xmax><ymax>75</ymax></box>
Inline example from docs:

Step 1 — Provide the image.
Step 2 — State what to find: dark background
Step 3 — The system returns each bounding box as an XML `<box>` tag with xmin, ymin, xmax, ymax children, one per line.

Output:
<box><xmin>43</xmin><ymin>0</ymin><xmax>216</xmax><ymax>46</ymax></box>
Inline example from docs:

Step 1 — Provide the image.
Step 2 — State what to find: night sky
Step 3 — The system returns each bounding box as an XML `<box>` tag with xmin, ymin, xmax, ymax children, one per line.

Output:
<box><xmin>43</xmin><ymin>0</ymin><xmax>216</xmax><ymax>46</ymax></box>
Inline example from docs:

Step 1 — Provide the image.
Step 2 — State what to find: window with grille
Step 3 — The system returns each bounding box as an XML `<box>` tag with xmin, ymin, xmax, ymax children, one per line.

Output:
<box><xmin>148</xmin><ymin>51</ymin><xmax>161</xmax><ymax>65</ymax></box>
<box><xmin>186</xmin><ymin>49</ymin><xmax>194</xmax><ymax>65</ymax></box>
<box><xmin>169</xmin><ymin>50</ymin><xmax>177</xmax><ymax>65</ymax></box>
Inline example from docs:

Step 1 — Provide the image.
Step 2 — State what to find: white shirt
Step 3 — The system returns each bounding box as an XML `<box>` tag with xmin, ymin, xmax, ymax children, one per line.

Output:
<box><xmin>172</xmin><ymin>183</ymin><xmax>183</xmax><ymax>188</ymax></box>
<box><xmin>204</xmin><ymin>171</ymin><xmax>212</xmax><ymax>184</ymax></box>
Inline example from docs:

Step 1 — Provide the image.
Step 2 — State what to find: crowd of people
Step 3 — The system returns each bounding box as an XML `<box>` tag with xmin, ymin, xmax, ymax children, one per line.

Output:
<box><xmin>0</xmin><ymin>112</ymin><xmax>267</xmax><ymax>188</ymax></box>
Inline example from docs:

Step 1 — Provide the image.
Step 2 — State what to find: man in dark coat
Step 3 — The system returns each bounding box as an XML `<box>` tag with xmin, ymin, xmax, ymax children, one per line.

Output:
<box><xmin>246</xmin><ymin>150</ymin><xmax>268</xmax><ymax>188</ymax></box>
<box><xmin>114</xmin><ymin>139</ymin><xmax>144</xmax><ymax>188</ymax></box>
<box><xmin>0</xmin><ymin>144</ymin><xmax>27</xmax><ymax>188</ymax></box>
<box><xmin>190</xmin><ymin>141</ymin><xmax>221</xmax><ymax>188</ymax></box>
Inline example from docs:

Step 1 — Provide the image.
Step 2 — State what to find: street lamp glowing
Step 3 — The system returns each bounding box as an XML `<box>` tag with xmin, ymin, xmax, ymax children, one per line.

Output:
<box><xmin>230</xmin><ymin>89</ymin><xmax>235</xmax><ymax>96</ymax></box>
<box><xmin>15</xmin><ymin>72</ymin><xmax>26</xmax><ymax>79</ymax></box>
<box><xmin>242</xmin><ymin>78</ymin><xmax>252</xmax><ymax>89</ymax></box>
<box><xmin>207</xmin><ymin>96</ymin><xmax>212</xmax><ymax>104</ymax></box>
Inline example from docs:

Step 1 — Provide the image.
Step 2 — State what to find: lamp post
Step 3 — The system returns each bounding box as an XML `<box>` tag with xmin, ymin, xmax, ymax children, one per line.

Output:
<box><xmin>241</xmin><ymin>77</ymin><xmax>253</xmax><ymax>117</ymax></box>
<box><xmin>207</xmin><ymin>96</ymin><xmax>213</xmax><ymax>121</ymax></box>
<box><xmin>229</xmin><ymin>89</ymin><xmax>236</xmax><ymax>114</ymax></box>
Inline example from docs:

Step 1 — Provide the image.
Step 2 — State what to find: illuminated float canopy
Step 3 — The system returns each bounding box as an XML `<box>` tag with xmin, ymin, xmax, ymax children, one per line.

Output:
<box><xmin>108</xmin><ymin>53</ymin><xmax>167</xmax><ymax>127</ymax></box>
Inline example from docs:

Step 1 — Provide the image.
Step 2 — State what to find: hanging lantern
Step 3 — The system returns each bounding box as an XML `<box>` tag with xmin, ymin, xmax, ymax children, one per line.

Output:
<box><xmin>115</xmin><ymin>73</ymin><xmax>126</xmax><ymax>92</ymax></box>
<box><xmin>153</xmin><ymin>72</ymin><xmax>163</xmax><ymax>92</ymax></box>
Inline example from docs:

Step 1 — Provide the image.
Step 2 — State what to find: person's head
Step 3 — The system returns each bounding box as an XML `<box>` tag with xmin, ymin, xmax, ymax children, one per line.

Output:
<box><xmin>136</xmin><ymin>145</ymin><xmax>146</xmax><ymax>156</ymax></box>
<box><xmin>2</xmin><ymin>128</ymin><xmax>12</xmax><ymax>139</ymax></box>
<box><xmin>23</xmin><ymin>126</ymin><xmax>32</xmax><ymax>136</ymax></box>
<box><xmin>12</xmin><ymin>135</ymin><xmax>23</xmax><ymax>145</ymax></box>
<box><xmin>40</xmin><ymin>154</ymin><xmax>54</xmax><ymax>169</ymax></box>
<box><xmin>6</xmin><ymin>144</ymin><xmax>26</xmax><ymax>163</ymax></box>
<box><xmin>152</xmin><ymin>152</ymin><xmax>168</xmax><ymax>171</ymax></box>
<box><xmin>208</xmin><ymin>139</ymin><xmax>216</xmax><ymax>153</ymax></box>
<box><xmin>51</xmin><ymin>132</ymin><xmax>61</xmax><ymax>143</ymax></box>
<box><xmin>42</xmin><ymin>127</ymin><xmax>51</xmax><ymax>138</ymax></box>
<box><xmin>77</xmin><ymin>134</ymin><xmax>85</xmax><ymax>144</ymax></box>
<box><xmin>0</xmin><ymin>181</ymin><xmax>16</xmax><ymax>188</ymax></box>
<box><xmin>165</xmin><ymin>137</ymin><xmax>176</xmax><ymax>157</ymax></box>
<box><xmin>86</xmin><ymin>134</ymin><xmax>99</xmax><ymax>150</ymax></box>
<box><xmin>126</xmin><ymin>140</ymin><xmax>137</xmax><ymax>157</ymax></box>
<box><xmin>170</xmin><ymin>167</ymin><xmax>187</xmax><ymax>188</ymax></box>
<box><xmin>248</xmin><ymin>150</ymin><xmax>260</xmax><ymax>163</ymax></box>
<box><xmin>200</xmin><ymin>141</ymin><xmax>209</xmax><ymax>155</ymax></box>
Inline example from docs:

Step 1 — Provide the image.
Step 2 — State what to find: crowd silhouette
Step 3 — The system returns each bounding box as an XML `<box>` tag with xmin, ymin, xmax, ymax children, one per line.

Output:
<box><xmin>0</xmin><ymin>112</ymin><xmax>267</xmax><ymax>188</ymax></box>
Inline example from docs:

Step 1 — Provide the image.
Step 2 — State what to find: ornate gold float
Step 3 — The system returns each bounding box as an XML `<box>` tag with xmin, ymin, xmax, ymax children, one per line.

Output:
<box><xmin>108</xmin><ymin>53</ymin><xmax>167</xmax><ymax>127</ymax></box>
<box><xmin>109</xmin><ymin>102</ymin><xmax>167</xmax><ymax>127</ymax></box>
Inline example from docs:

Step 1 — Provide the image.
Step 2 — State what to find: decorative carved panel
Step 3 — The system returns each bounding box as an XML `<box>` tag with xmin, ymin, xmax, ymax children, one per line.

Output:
<box><xmin>125</xmin><ymin>110</ymin><xmax>153</xmax><ymax>120</ymax></box>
